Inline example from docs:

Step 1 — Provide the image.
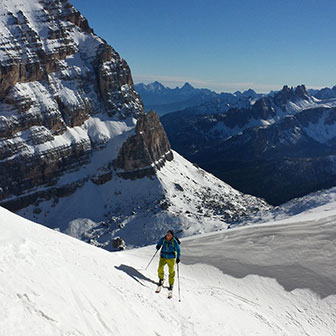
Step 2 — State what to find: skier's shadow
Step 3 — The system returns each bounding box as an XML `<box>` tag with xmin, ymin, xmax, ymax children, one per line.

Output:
<box><xmin>115</xmin><ymin>264</ymin><xmax>157</xmax><ymax>287</ymax></box>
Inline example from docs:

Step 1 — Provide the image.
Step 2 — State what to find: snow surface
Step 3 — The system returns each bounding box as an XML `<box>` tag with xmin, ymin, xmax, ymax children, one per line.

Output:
<box><xmin>1</xmin><ymin>201</ymin><xmax>336</xmax><ymax>335</ymax></box>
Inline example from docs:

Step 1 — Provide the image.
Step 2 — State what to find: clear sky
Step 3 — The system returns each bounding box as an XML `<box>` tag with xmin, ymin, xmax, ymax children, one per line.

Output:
<box><xmin>71</xmin><ymin>0</ymin><xmax>336</xmax><ymax>93</ymax></box>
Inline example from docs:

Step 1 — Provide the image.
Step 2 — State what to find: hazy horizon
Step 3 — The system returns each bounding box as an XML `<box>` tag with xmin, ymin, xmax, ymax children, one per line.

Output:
<box><xmin>133</xmin><ymin>78</ymin><xmax>331</xmax><ymax>95</ymax></box>
<box><xmin>71</xmin><ymin>0</ymin><xmax>336</xmax><ymax>93</ymax></box>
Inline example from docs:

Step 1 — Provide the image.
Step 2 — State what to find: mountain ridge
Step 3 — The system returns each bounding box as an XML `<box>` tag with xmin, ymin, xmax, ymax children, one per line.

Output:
<box><xmin>134</xmin><ymin>81</ymin><xmax>261</xmax><ymax>116</ymax></box>
<box><xmin>161</xmin><ymin>84</ymin><xmax>336</xmax><ymax>205</ymax></box>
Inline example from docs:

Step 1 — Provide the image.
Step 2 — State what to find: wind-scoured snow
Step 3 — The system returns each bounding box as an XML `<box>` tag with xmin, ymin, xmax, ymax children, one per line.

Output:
<box><xmin>1</xmin><ymin>202</ymin><xmax>335</xmax><ymax>336</ymax></box>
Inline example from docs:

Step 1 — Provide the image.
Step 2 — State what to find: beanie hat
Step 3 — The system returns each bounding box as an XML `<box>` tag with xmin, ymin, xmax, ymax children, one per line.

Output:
<box><xmin>167</xmin><ymin>230</ymin><xmax>174</xmax><ymax>236</ymax></box>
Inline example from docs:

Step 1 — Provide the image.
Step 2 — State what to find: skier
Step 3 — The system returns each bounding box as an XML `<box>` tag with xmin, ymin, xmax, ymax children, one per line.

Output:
<box><xmin>155</xmin><ymin>230</ymin><xmax>181</xmax><ymax>295</ymax></box>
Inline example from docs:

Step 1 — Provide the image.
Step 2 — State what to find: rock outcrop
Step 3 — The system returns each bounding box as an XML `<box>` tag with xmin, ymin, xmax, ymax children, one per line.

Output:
<box><xmin>114</xmin><ymin>110</ymin><xmax>173</xmax><ymax>178</ymax></box>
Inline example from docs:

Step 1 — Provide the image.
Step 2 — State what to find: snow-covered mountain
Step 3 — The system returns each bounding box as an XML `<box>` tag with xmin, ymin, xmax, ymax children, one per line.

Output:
<box><xmin>0</xmin><ymin>0</ymin><xmax>269</xmax><ymax>249</ymax></box>
<box><xmin>134</xmin><ymin>81</ymin><xmax>261</xmax><ymax>116</ymax></box>
<box><xmin>1</xmin><ymin>197</ymin><xmax>335</xmax><ymax>335</ymax></box>
<box><xmin>162</xmin><ymin>85</ymin><xmax>336</xmax><ymax>205</ymax></box>
<box><xmin>309</xmin><ymin>85</ymin><xmax>336</xmax><ymax>100</ymax></box>
<box><xmin>162</xmin><ymin>85</ymin><xmax>332</xmax><ymax>148</ymax></box>
<box><xmin>134</xmin><ymin>81</ymin><xmax>217</xmax><ymax>115</ymax></box>
<box><xmin>17</xmin><ymin>151</ymin><xmax>269</xmax><ymax>249</ymax></box>
<box><xmin>0</xmin><ymin>0</ymin><xmax>150</xmax><ymax>207</ymax></box>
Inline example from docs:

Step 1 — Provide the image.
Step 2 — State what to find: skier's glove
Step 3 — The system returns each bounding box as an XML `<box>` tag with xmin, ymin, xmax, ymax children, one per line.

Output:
<box><xmin>176</xmin><ymin>257</ymin><xmax>180</xmax><ymax>264</ymax></box>
<box><xmin>156</xmin><ymin>245</ymin><xmax>161</xmax><ymax>250</ymax></box>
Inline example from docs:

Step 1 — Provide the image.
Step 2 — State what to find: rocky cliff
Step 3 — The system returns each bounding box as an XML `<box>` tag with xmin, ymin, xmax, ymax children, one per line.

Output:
<box><xmin>114</xmin><ymin>110</ymin><xmax>173</xmax><ymax>179</ymax></box>
<box><xmin>0</xmin><ymin>0</ymin><xmax>171</xmax><ymax>210</ymax></box>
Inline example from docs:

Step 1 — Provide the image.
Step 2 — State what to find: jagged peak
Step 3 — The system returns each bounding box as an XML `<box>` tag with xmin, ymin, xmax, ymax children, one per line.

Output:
<box><xmin>152</xmin><ymin>80</ymin><xmax>165</xmax><ymax>87</ymax></box>
<box><xmin>145</xmin><ymin>81</ymin><xmax>166</xmax><ymax>91</ymax></box>
<box><xmin>234</xmin><ymin>88</ymin><xmax>259</xmax><ymax>99</ymax></box>
<box><xmin>243</xmin><ymin>88</ymin><xmax>257</xmax><ymax>95</ymax></box>
<box><xmin>294</xmin><ymin>84</ymin><xmax>309</xmax><ymax>99</ymax></box>
<box><xmin>181</xmin><ymin>82</ymin><xmax>194</xmax><ymax>90</ymax></box>
<box><xmin>252</xmin><ymin>95</ymin><xmax>273</xmax><ymax>114</ymax></box>
<box><xmin>280</xmin><ymin>85</ymin><xmax>294</xmax><ymax>95</ymax></box>
<box><xmin>274</xmin><ymin>84</ymin><xmax>310</xmax><ymax>106</ymax></box>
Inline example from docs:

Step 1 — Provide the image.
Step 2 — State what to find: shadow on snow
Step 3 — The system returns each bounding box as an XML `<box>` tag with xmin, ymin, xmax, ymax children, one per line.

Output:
<box><xmin>115</xmin><ymin>264</ymin><xmax>158</xmax><ymax>287</ymax></box>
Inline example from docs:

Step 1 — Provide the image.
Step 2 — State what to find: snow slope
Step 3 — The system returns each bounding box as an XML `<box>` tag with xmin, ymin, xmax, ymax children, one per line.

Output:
<box><xmin>257</xmin><ymin>186</ymin><xmax>336</xmax><ymax>223</ymax></box>
<box><xmin>18</xmin><ymin>151</ymin><xmax>268</xmax><ymax>249</ymax></box>
<box><xmin>1</xmin><ymin>204</ymin><xmax>335</xmax><ymax>335</ymax></box>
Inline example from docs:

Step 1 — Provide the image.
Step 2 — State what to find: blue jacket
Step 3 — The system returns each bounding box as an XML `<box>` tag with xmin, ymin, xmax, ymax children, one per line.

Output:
<box><xmin>156</xmin><ymin>237</ymin><xmax>181</xmax><ymax>259</ymax></box>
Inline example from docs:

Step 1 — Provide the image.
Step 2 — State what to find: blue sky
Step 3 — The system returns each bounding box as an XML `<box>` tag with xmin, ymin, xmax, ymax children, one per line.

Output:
<box><xmin>71</xmin><ymin>0</ymin><xmax>336</xmax><ymax>93</ymax></box>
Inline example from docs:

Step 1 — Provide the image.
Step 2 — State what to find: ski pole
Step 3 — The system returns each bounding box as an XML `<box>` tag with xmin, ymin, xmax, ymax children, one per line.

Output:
<box><xmin>145</xmin><ymin>249</ymin><xmax>159</xmax><ymax>270</ymax></box>
<box><xmin>177</xmin><ymin>263</ymin><xmax>181</xmax><ymax>302</ymax></box>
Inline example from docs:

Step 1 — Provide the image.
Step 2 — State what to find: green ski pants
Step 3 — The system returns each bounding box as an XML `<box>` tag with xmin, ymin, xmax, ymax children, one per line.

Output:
<box><xmin>158</xmin><ymin>257</ymin><xmax>176</xmax><ymax>285</ymax></box>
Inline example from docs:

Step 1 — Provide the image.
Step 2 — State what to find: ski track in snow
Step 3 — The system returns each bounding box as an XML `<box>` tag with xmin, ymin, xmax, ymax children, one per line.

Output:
<box><xmin>1</xmin><ymin>207</ymin><xmax>336</xmax><ymax>335</ymax></box>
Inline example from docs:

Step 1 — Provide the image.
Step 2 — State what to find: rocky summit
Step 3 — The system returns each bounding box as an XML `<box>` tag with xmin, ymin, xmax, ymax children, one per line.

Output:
<box><xmin>114</xmin><ymin>110</ymin><xmax>174</xmax><ymax>179</ymax></box>
<box><xmin>0</xmin><ymin>0</ymin><xmax>172</xmax><ymax>210</ymax></box>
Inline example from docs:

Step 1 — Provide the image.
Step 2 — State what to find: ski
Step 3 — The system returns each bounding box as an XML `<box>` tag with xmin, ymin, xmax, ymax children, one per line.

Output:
<box><xmin>168</xmin><ymin>290</ymin><xmax>173</xmax><ymax>299</ymax></box>
<box><xmin>155</xmin><ymin>285</ymin><xmax>162</xmax><ymax>293</ymax></box>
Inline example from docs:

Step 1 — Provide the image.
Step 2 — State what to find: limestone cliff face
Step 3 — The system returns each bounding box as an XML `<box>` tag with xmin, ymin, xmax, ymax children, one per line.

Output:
<box><xmin>0</xmin><ymin>0</ymin><xmax>171</xmax><ymax>210</ymax></box>
<box><xmin>114</xmin><ymin>110</ymin><xmax>173</xmax><ymax>178</ymax></box>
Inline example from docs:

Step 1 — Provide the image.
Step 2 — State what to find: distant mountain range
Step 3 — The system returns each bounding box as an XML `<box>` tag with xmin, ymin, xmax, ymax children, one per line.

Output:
<box><xmin>134</xmin><ymin>81</ymin><xmax>262</xmax><ymax>116</ymax></box>
<box><xmin>308</xmin><ymin>85</ymin><xmax>336</xmax><ymax>100</ymax></box>
<box><xmin>161</xmin><ymin>84</ymin><xmax>336</xmax><ymax>205</ymax></box>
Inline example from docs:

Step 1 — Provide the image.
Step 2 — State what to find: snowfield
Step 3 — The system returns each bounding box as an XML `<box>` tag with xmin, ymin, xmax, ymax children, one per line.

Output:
<box><xmin>1</xmin><ymin>203</ymin><xmax>336</xmax><ymax>336</ymax></box>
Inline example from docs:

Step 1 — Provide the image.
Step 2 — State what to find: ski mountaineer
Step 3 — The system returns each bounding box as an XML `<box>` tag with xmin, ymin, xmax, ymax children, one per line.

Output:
<box><xmin>156</xmin><ymin>230</ymin><xmax>181</xmax><ymax>292</ymax></box>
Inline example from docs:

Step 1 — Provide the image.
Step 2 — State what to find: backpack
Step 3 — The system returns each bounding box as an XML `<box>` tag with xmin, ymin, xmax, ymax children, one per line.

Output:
<box><xmin>174</xmin><ymin>236</ymin><xmax>181</xmax><ymax>245</ymax></box>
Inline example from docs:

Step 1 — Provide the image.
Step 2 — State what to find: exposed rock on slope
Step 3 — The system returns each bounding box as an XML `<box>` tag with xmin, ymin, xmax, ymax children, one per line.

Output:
<box><xmin>114</xmin><ymin>110</ymin><xmax>173</xmax><ymax>179</ymax></box>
